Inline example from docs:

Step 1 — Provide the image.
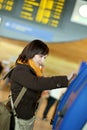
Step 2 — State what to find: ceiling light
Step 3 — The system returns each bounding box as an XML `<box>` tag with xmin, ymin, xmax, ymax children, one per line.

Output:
<box><xmin>79</xmin><ymin>5</ymin><xmax>87</xmax><ymax>18</ymax></box>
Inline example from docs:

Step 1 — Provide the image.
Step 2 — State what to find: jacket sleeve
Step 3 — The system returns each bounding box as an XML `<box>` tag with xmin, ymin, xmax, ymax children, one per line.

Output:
<box><xmin>10</xmin><ymin>66</ymin><xmax>68</xmax><ymax>91</ymax></box>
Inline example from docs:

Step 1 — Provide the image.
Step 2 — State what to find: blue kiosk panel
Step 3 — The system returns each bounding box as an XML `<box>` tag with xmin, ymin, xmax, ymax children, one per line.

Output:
<box><xmin>52</xmin><ymin>62</ymin><xmax>87</xmax><ymax>130</ymax></box>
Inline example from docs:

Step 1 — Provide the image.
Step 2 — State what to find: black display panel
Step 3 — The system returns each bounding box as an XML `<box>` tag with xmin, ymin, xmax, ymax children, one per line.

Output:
<box><xmin>0</xmin><ymin>0</ymin><xmax>65</xmax><ymax>28</ymax></box>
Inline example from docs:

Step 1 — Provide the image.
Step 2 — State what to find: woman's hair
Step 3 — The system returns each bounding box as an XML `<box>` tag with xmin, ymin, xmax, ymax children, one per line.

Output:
<box><xmin>16</xmin><ymin>39</ymin><xmax>49</xmax><ymax>63</ymax></box>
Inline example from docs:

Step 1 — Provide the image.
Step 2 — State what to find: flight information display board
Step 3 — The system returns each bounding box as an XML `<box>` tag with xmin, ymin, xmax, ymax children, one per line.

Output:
<box><xmin>0</xmin><ymin>0</ymin><xmax>65</xmax><ymax>28</ymax></box>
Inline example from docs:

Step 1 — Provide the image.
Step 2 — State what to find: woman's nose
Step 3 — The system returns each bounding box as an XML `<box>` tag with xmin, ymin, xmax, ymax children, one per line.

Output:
<box><xmin>41</xmin><ymin>57</ymin><xmax>45</xmax><ymax>63</ymax></box>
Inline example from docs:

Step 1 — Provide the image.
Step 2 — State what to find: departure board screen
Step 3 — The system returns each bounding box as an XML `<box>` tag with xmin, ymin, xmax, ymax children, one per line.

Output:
<box><xmin>0</xmin><ymin>0</ymin><xmax>65</xmax><ymax>28</ymax></box>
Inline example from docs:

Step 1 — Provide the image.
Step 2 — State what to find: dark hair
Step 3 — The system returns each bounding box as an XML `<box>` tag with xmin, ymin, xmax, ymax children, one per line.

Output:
<box><xmin>16</xmin><ymin>39</ymin><xmax>49</xmax><ymax>63</ymax></box>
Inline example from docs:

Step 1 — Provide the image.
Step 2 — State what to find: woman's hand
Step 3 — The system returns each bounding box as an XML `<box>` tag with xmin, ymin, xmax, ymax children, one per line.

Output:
<box><xmin>68</xmin><ymin>72</ymin><xmax>77</xmax><ymax>84</ymax></box>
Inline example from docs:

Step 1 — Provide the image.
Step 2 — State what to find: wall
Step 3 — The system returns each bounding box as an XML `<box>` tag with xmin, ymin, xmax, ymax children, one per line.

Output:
<box><xmin>0</xmin><ymin>37</ymin><xmax>87</xmax><ymax>76</ymax></box>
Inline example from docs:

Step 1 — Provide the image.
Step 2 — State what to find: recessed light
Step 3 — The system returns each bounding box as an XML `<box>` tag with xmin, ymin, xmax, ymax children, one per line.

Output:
<box><xmin>79</xmin><ymin>5</ymin><xmax>87</xmax><ymax>18</ymax></box>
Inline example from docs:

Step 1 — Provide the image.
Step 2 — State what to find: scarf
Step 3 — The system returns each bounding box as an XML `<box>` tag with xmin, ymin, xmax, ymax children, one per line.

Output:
<box><xmin>28</xmin><ymin>59</ymin><xmax>43</xmax><ymax>77</ymax></box>
<box><xmin>17</xmin><ymin>59</ymin><xmax>43</xmax><ymax>77</ymax></box>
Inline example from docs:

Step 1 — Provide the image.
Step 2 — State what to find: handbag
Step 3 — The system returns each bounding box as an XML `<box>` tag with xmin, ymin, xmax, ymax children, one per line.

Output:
<box><xmin>0</xmin><ymin>86</ymin><xmax>27</xmax><ymax>130</ymax></box>
<box><xmin>0</xmin><ymin>67</ymin><xmax>14</xmax><ymax>130</ymax></box>
<box><xmin>0</xmin><ymin>101</ymin><xmax>11</xmax><ymax>130</ymax></box>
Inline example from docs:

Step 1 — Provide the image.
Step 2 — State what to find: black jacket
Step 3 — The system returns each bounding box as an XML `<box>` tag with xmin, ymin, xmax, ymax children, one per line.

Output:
<box><xmin>9</xmin><ymin>63</ymin><xmax>68</xmax><ymax>119</ymax></box>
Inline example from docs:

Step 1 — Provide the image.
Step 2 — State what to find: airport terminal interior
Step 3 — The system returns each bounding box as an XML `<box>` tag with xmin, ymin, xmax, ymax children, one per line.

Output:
<box><xmin>0</xmin><ymin>38</ymin><xmax>87</xmax><ymax>130</ymax></box>
<box><xmin>0</xmin><ymin>0</ymin><xmax>87</xmax><ymax>130</ymax></box>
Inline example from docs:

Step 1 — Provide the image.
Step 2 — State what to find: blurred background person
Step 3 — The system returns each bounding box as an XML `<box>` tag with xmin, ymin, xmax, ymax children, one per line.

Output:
<box><xmin>0</xmin><ymin>60</ymin><xmax>4</xmax><ymax>77</ymax></box>
<box><xmin>42</xmin><ymin>88</ymin><xmax>67</xmax><ymax>122</ymax></box>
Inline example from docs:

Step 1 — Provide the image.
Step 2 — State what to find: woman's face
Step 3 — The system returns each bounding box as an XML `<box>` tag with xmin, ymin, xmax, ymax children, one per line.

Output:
<box><xmin>32</xmin><ymin>54</ymin><xmax>47</xmax><ymax>68</ymax></box>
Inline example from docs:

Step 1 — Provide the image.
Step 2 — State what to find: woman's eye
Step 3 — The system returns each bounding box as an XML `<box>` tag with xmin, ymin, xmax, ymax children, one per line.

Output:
<box><xmin>43</xmin><ymin>56</ymin><xmax>46</xmax><ymax>59</ymax></box>
<box><xmin>39</xmin><ymin>55</ymin><xmax>43</xmax><ymax>58</ymax></box>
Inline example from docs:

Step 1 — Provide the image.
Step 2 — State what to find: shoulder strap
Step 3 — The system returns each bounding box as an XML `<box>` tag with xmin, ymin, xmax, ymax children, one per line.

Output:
<box><xmin>1</xmin><ymin>66</ymin><xmax>27</xmax><ymax>108</ymax></box>
<box><xmin>2</xmin><ymin>66</ymin><xmax>15</xmax><ymax>80</ymax></box>
<box><xmin>10</xmin><ymin>87</ymin><xmax>27</xmax><ymax>116</ymax></box>
<box><xmin>14</xmin><ymin>87</ymin><xmax>27</xmax><ymax>108</ymax></box>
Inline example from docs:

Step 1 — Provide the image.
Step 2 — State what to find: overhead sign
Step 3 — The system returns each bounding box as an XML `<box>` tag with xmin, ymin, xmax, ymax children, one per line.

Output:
<box><xmin>0</xmin><ymin>0</ymin><xmax>65</xmax><ymax>28</ymax></box>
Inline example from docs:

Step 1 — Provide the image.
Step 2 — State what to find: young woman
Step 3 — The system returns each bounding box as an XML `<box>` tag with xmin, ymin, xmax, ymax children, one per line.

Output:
<box><xmin>9</xmin><ymin>39</ymin><xmax>75</xmax><ymax>130</ymax></box>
